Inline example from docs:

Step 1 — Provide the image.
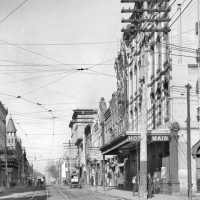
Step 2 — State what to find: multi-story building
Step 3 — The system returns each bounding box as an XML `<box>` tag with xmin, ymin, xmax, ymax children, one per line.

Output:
<box><xmin>0</xmin><ymin>102</ymin><xmax>8</xmax><ymax>185</ymax></box>
<box><xmin>99</xmin><ymin>0</ymin><xmax>200</xmax><ymax>195</ymax></box>
<box><xmin>6</xmin><ymin>116</ymin><xmax>20</xmax><ymax>184</ymax></box>
<box><xmin>69</xmin><ymin>109</ymin><xmax>99</xmax><ymax>184</ymax></box>
<box><xmin>5</xmin><ymin>116</ymin><xmax>29</xmax><ymax>186</ymax></box>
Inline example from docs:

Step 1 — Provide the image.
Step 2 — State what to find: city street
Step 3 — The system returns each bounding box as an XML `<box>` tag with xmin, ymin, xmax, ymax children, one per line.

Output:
<box><xmin>1</xmin><ymin>1</ymin><xmax>200</xmax><ymax>199</ymax></box>
<box><xmin>0</xmin><ymin>184</ymin><xmax>127</xmax><ymax>200</ymax></box>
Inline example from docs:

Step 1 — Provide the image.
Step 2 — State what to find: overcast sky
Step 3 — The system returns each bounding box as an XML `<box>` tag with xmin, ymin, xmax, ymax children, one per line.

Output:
<box><xmin>0</xmin><ymin>0</ymin><xmax>128</xmax><ymax>172</ymax></box>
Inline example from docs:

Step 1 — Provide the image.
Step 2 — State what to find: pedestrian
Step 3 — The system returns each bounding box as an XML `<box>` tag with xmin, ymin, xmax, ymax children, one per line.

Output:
<box><xmin>153</xmin><ymin>171</ymin><xmax>157</xmax><ymax>195</ymax></box>
<box><xmin>80</xmin><ymin>177</ymin><xmax>84</xmax><ymax>188</ymax></box>
<box><xmin>90</xmin><ymin>176</ymin><xmax>94</xmax><ymax>187</ymax></box>
<box><xmin>132</xmin><ymin>174</ymin><xmax>137</xmax><ymax>196</ymax></box>
<box><xmin>147</xmin><ymin>172</ymin><xmax>153</xmax><ymax>199</ymax></box>
<box><xmin>106</xmin><ymin>171</ymin><xmax>111</xmax><ymax>190</ymax></box>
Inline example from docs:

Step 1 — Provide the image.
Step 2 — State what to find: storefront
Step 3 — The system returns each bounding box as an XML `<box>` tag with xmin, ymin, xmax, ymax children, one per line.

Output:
<box><xmin>100</xmin><ymin>123</ymin><xmax>180</xmax><ymax>195</ymax></box>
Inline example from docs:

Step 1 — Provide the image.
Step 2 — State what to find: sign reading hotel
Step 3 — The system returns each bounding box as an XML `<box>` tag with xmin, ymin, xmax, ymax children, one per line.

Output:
<box><xmin>128</xmin><ymin>135</ymin><xmax>169</xmax><ymax>142</ymax></box>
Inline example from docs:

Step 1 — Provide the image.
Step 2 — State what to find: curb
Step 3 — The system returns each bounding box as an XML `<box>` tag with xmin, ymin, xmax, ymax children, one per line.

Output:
<box><xmin>86</xmin><ymin>188</ymin><xmax>133</xmax><ymax>200</ymax></box>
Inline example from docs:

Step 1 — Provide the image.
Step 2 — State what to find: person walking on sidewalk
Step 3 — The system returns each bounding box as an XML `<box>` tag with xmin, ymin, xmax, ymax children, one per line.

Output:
<box><xmin>106</xmin><ymin>171</ymin><xmax>111</xmax><ymax>190</ymax></box>
<box><xmin>153</xmin><ymin>171</ymin><xmax>158</xmax><ymax>195</ymax></box>
<box><xmin>90</xmin><ymin>176</ymin><xmax>94</xmax><ymax>187</ymax></box>
<box><xmin>147</xmin><ymin>172</ymin><xmax>153</xmax><ymax>198</ymax></box>
<box><xmin>132</xmin><ymin>174</ymin><xmax>137</xmax><ymax>196</ymax></box>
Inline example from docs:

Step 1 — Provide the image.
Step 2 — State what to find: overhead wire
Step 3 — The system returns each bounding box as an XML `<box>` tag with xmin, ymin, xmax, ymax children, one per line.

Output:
<box><xmin>0</xmin><ymin>41</ymin><xmax>118</xmax><ymax>46</ymax></box>
<box><xmin>20</xmin><ymin>70</ymin><xmax>78</xmax><ymax>97</ymax></box>
<box><xmin>16</xmin><ymin>122</ymin><xmax>37</xmax><ymax>156</ymax></box>
<box><xmin>0</xmin><ymin>0</ymin><xmax>29</xmax><ymax>25</ymax></box>
<box><xmin>0</xmin><ymin>39</ymin><xmax>78</xmax><ymax>70</ymax></box>
<box><xmin>81</xmin><ymin>3</ymin><xmax>125</xmax><ymax>103</ymax></box>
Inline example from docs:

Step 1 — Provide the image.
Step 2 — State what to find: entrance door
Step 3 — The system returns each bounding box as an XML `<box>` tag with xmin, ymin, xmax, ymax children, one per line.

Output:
<box><xmin>196</xmin><ymin>156</ymin><xmax>200</xmax><ymax>192</ymax></box>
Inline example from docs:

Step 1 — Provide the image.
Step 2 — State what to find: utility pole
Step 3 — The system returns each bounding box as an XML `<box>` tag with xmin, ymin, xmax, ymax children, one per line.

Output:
<box><xmin>139</xmin><ymin>46</ymin><xmax>148</xmax><ymax>200</ymax></box>
<box><xmin>186</xmin><ymin>84</ymin><xmax>192</xmax><ymax>200</ymax></box>
<box><xmin>197</xmin><ymin>0</ymin><xmax>200</xmax><ymax>138</ymax></box>
<box><xmin>32</xmin><ymin>164</ymin><xmax>34</xmax><ymax>185</ymax></box>
<box><xmin>83</xmin><ymin>127</ymin><xmax>87</xmax><ymax>185</ymax></box>
<box><xmin>22</xmin><ymin>148</ymin><xmax>24</xmax><ymax>186</ymax></box>
<box><xmin>95</xmin><ymin>160</ymin><xmax>97</xmax><ymax>191</ymax></box>
<box><xmin>101</xmin><ymin>122</ymin><xmax>105</xmax><ymax>191</ymax></box>
<box><xmin>99</xmin><ymin>97</ymin><xmax>106</xmax><ymax>191</ymax></box>
<box><xmin>69</xmin><ymin>140</ymin><xmax>71</xmax><ymax>185</ymax></box>
<box><xmin>139</xmin><ymin>2</ymin><xmax>148</xmax><ymax>199</ymax></box>
<box><xmin>5</xmin><ymin>129</ymin><xmax>8</xmax><ymax>189</ymax></box>
<box><xmin>60</xmin><ymin>160</ymin><xmax>62</xmax><ymax>184</ymax></box>
<box><xmin>68</xmin><ymin>156</ymin><xmax>70</xmax><ymax>187</ymax></box>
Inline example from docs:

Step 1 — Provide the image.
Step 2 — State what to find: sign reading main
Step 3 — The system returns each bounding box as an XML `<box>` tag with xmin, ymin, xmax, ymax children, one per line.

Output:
<box><xmin>151</xmin><ymin>136</ymin><xmax>169</xmax><ymax>141</ymax></box>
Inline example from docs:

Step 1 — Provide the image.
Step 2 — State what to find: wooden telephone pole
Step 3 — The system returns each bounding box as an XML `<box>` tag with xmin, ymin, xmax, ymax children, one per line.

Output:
<box><xmin>139</xmin><ymin>3</ymin><xmax>148</xmax><ymax>199</ymax></box>
<box><xmin>5</xmin><ymin>131</ymin><xmax>8</xmax><ymax>189</ymax></box>
<box><xmin>186</xmin><ymin>84</ymin><xmax>192</xmax><ymax>200</ymax></box>
<box><xmin>139</xmin><ymin>45</ymin><xmax>148</xmax><ymax>199</ymax></box>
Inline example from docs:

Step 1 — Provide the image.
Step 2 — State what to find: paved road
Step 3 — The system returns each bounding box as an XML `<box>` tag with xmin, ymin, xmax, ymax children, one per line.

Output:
<box><xmin>0</xmin><ymin>184</ymin><xmax>126</xmax><ymax>200</ymax></box>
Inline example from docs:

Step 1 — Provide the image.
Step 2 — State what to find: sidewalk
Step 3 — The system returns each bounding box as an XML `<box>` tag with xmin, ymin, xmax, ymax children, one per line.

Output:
<box><xmin>87</xmin><ymin>185</ymin><xmax>200</xmax><ymax>200</ymax></box>
<box><xmin>0</xmin><ymin>185</ymin><xmax>31</xmax><ymax>196</ymax></box>
<box><xmin>0</xmin><ymin>187</ymin><xmax>5</xmax><ymax>193</ymax></box>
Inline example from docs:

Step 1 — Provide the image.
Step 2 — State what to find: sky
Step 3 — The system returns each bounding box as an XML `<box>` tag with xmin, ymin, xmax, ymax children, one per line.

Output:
<box><xmin>0</xmin><ymin>0</ymin><xmax>128</xmax><ymax>173</ymax></box>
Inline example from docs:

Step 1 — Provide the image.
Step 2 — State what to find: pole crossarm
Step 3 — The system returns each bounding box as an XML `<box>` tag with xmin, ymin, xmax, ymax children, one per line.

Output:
<box><xmin>121</xmin><ymin>0</ymin><xmax>170</xmax><ymax>2</ymax></box>
<box><xmin>121</xmin><ymin>8</ymin><xmax>171</xmax><ymax>13</ymax></box>
<box><xmin>121</xmin><ymin>18</ymin><xmax>170</xmax><ymax>23</ymax></box>
<box><xmin>121</xmin><ymin>28</ymin><xmax>171</xmax><ymax>32</ymax></box>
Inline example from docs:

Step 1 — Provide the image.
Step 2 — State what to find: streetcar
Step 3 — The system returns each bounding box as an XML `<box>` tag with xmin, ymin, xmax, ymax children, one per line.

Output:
<box><xmin>70</xmin><ymin>171</ymin><xmax>79</xmax><ymax>188</ymax></box>
<box><xmin>37</xmin><ymin>176</ymin><xmax>46</xmax><ymax>188</ymax></box>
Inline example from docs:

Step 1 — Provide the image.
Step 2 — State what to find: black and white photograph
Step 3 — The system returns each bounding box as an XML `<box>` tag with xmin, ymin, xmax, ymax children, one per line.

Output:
<box><xmin>0</xmin><ymin>0</ymin><xmax>198</xmax><ymax>199</ymax></box>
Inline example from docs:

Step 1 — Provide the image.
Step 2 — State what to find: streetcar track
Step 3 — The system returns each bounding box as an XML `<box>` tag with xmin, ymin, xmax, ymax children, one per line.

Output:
<box><xmin>46</xmin><ymin>186</ymin><xmax>48</xmax><ymax>199</ymax></box>
<box><xmin>46</xmin><ymin>185</ymin><xmax>49</xmax><ymax>200</ymax></box>
<box><xmin>1</xmin><ymin>186</ymin><xmax>42</xmax><ymax>200</ymax></box>
<box><xmin>9</xmin><ymin>186</ymin><xmax>34</xmax><ymax>200</ymax></box>
<box><xmin>52</xmin><ymin>185</ymin><xmax>69</xmax><ymax>200</ymax></box>
<box><xmin>29</xmin><ymin>188</ymin><xmax>39</xmax><ymax>200</ymax></box>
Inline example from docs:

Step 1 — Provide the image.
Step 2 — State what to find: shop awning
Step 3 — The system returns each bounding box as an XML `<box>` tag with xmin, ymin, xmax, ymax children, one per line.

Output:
<box><xmin>100</xmin><ymin>129</ymin><xmax>171</xmax><ymax>155</ymax></box>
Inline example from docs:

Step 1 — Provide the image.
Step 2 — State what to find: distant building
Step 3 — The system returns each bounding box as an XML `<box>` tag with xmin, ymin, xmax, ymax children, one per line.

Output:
<box><xmin>0</xmin><ymin>102</ymin><xmax>8</xmax><ymax>186</ymax></box>
<box><xmin>6</xmin><ymin>115</ymin><xmax>19</xmax><ymax>183</ymax></box>
<box><xmin>6</xmin><ymin>116</ymin><xmax>30</xmax><ymax>186</ymax></box>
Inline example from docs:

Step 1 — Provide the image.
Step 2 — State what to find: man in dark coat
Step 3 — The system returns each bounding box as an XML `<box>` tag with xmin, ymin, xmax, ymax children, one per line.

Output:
<box><xmin>147</xmin><ymin>172</ymin><xmax>153</xmax><ymax>198</ymax></box>
<box><xmin>90</xmin><ymin>176</ymin><xmax>94</xmax><ymax>187</ymax></box>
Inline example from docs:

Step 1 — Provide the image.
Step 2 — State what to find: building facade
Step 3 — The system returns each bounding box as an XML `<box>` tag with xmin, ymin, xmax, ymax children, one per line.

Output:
<box><xmin>5</xmin><ymin>116</ymin><xmax>29</xmax><ymax>186</ymax></box>
<box><xmin>98</xmin><ymin>0</ymin><xmax>200</xmax><ymax>195</ymax></box>
<box><xmin>0</xmin><ymin>102</ymin><xmax>8</xmax><ymax>186</ymax></box>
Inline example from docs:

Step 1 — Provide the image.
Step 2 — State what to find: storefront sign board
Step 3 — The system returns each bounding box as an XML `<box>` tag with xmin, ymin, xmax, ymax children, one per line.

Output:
<box><xmin>128</xmin><ymin>135</ymin><xmax>169</xmax><ymax>142</ymax></box>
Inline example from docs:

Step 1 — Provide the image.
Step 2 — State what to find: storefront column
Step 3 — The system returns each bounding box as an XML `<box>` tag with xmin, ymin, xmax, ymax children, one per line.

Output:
<box><xmin>169</xmin><ymin>122</ymin><xmax>180</xmax><ymax>195</ymax></box>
